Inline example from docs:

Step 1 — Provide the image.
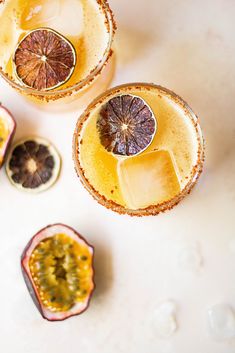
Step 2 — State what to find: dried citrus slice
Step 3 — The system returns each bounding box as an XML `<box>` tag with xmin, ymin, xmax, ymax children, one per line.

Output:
<box><xmin>6</xmin><ymin>137</ymin><xmax>61</xmax><ymax>193</ymax></box>
<box><xmin>97</xmin><ymin>94</ymin><xmax>157</xmax><ymax>156</ymax></box>
<box><xmin>13</xmin><ymin>28</ymin><xmax>76</xmax><ymax>91</ymax></box>
<box><xmin>21</xmin><ymin>223</ymin><xmax>95</xmax><ymax>321</ymax></box>
<box><xmin>0</xmin><ymin>105</ymin><xmax>16</xmax><ymax>168</ymax></box>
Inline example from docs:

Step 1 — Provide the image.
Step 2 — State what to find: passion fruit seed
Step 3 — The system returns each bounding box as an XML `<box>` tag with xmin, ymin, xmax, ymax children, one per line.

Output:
<box><xmin>6</xmin><ymin>138</ymin><xmax>61</xmax><ymax>192</ymax></box>
<box><xmin>13</xmin><ymin>28</ymin><xmax>76</xmax><ymax>91</ymax></box>
<box><xmin>97</xmin><ymin>94</ymin><xmax>157</xmax><ymax>156</ymax></box>
<box><xmin>29</xmin><ymin>233</ymin><xmax>92</xmax><ymax>313</ymax></box>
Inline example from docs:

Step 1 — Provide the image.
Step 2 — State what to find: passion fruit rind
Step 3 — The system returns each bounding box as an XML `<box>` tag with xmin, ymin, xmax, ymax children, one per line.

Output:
<box><xmin>0</xmin><ymin>105</ymin><xmax>16</xmax><ymax>168</ymax></box>
<box><xmin>21</xmin><ymin>224</ymin><xmax>95</xmax><ymax>321</ymax></box>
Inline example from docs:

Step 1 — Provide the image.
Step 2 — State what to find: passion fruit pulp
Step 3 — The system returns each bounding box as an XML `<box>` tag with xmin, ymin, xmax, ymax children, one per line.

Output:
<box><xmin>21</xmin><ymin>224</ymin><xmax>95</xmax><ymax>321</ymax></box>
<box><xmin>0</xmin><ymin>105</ymin><xmax>16</xmax><ymax>168</ymax></box>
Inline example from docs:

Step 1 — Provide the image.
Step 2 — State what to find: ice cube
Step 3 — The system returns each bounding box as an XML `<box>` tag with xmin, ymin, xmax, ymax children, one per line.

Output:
<box><xmin>48</xmin><ymin>0</ymin><xmax>84</xmax><ymax>37</ymax></box>
<box><xmin>178</xmin><ymin>243</ymin><xmax>203</xmax><ymax>273</ymax></box>
<box><xmin>20</xmin><ymin>0</ymin><xmax>60</xmax><ymax>30</ymax></box>
<box><xmin>117</xmin><ymin>150</ymin><xmax>181</xmax><ymax>210</ymax></box>
<box><xmin>21</xmin><ymin>0</ymin><xmax>84</xmax><ymax>37</ymax></box>
<box><xmin>207</xmin><ymin>304</ymin><xmax>235</xmax><ymax>340</ymax></box>
<box><xmin>151</xmin><ymin>301</ymin><xmax>177</xmax><ymax>339</ymax></box>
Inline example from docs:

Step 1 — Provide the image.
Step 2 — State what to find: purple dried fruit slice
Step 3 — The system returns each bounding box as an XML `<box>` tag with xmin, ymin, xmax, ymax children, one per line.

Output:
<box><xmin>0</xmin><ymin>105</ymin><xmax>16</xmax><ymax>168</ymax></box>
<box><xmin>97</xmin><ymin>94</ymin><xmax>157</xmax><ymax>156</ymax></box>
<box><xmin>13</xmin><ymin>28</ymin><xmax>76</xmax><ymax>91</ymax></box>
<box><xmin>21</xmin><ymin>223</ymin><xmax>95</xmax><ymax>321</ymax></box>
<box><xmin>6</xmin><ymin>137</ymin><xmax>61</xmax><ymax>193</ymax></box>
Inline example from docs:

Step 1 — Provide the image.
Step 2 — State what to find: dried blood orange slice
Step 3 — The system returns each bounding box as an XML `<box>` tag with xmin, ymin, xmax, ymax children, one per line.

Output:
<box><xmin>21</xmin><ymin>224</ymin><xmax>95</xmax><ymax>321</ymax></box>
<box><xmin>13</xmin><ymin>28</ymin><xmax>76</xmax><ymax>91</ymax></box>
<box><xmin>0</xmin><ymin>105</ymin><xmax>16</xmax><ymax>168</ymax></box>
<box><xmin>97</xmin><ymin>94</ymin><xmax>157</xmax><ymax>156</ymax></box>
<box><xmin>6</xmin><ymin>137</ymin><xmax>61</xmax><ymax>193</ymax></box>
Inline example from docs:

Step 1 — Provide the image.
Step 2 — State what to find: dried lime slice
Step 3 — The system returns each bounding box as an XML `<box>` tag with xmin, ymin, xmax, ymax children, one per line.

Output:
<box><xmin>6</xmin><ymin>137</ymin><xmax>61</xmax><ymax>193</ymax></box>
<box><xmin>13</xmin><ymin>28</ymin><xmax>76</xmax><ymax>91</ymax></box>
<box><xmin>97</xmin><ymin>94</ymin><xmax>157</xmax><ymax>156</ymax></box>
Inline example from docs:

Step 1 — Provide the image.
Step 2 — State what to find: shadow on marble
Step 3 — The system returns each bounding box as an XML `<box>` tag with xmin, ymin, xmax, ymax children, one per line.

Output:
<box><xmin>92</xmin><ymin>241</ymin><xmax>113</xmax><ymax>300</ymax></box>
<box><xmin>115</xmin><ymin>26</ymin><xmax>156</xmax><ymax>67</ymax></box>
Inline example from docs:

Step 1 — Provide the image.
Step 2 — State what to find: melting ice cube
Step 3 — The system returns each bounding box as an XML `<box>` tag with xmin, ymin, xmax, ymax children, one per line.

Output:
<box><xmin>21</xmin><ymin>0</ymin><xmax>84</xmax><ymax>37</ymax></box>
<box><xmin>117</xmin><ymin>150</ymin><xmax>181</xmax><ymax>210</ymax></box>
<box><xmin>20</xmin><ymin>0</ymin><xmax>60</xmax><ymax>29</ymax></box>
<box><xmin>207</xmin><ymin>303</ymin><xmax>235</xmax><ymax>340</ymax></box>
<box><xmin>178</xmin><ymin>243</ymin><xmax>203</xmax><ymax>273</ymax></box>
<box><xmin>151</xmin><ymin>301</ymin><xmax>178</xmax><ymax>339</ymax></box>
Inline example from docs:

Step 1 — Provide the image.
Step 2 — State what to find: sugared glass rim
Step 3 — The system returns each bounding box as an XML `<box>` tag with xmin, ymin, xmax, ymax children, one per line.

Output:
<box><xmin>73</xmin><ymin>83</ymin><xmax>205</xmax><ymax>217</ymax></box>
<box><xmin>0</xmin><ymin>0</ymin><xmax>116</xmax><ymax>100</ymax></box>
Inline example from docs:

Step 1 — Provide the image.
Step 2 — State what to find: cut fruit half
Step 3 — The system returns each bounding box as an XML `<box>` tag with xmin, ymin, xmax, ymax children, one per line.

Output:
<box><xmin>21</xmin><ymin>224</ymin><xmax>95</xmax><ymax>321</ymax></box>
<box><xmin>0</xmin><ymin>105</ymin><xmax>16</xmax><ymax>168</ymax></box>
<box><xmin>6</xmin><ymin>137</ymin><xmax>61</xmax><ymax>193</ymax></box>
<box><xmin>13</xmin><ymin>28</ymin><xmax>76</xmax><ymax>91</ymax></box>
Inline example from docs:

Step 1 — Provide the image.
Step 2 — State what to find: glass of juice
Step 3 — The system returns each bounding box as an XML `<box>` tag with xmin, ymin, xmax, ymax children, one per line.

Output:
<box><xmin>0</xmin><ymin>0</ymin><xmax>116</xmax><ymax>111</ymax></box>
<box><xmin>73</xmin><ymin>83</ymin><xmax>204</xmax><ymax>216</ymax></box>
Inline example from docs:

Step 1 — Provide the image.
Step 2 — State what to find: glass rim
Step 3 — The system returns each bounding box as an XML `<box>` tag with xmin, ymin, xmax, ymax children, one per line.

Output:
<box><xmin>73</xmin><ymin>82</ymin><xmax>205</xmax><ymax>217</ymax></box>
<box><xmin>0</xmin><ymin>0</ymin><xmax>116</xmax><ymax>98</ymax></box>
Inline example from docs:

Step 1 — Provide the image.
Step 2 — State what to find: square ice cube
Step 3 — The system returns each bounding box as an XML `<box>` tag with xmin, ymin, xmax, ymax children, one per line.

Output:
<box><xmin>21</xmin><ymin>0</ymin><xmax>84</xmax><ymax>37</ymax></box>
<box><xmin>21</xmin><ymin>0</ymin><xmax>60</xmax><ymax>29</ymax></box>
<box><xmin>117</xmin><ymin>150</ymin><xmax>181</xmax><ymax>210</ymax></box>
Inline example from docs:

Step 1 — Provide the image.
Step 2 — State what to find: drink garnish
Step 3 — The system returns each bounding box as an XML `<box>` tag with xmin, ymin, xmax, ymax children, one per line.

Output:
<box><xmin>97</xmin><ymin>94</ymin><xmax>156</xmax><ymax>156</ymax></box>
<box><xmin>13</xmin><ymin>28</ymin><xmax>76</xmax><ymax>91</ymax></box>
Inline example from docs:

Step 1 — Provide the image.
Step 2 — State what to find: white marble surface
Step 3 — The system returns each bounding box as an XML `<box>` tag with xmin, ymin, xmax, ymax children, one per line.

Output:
<box><xmin>0</xmin><ymin>0</ymin><xmax>235</xmax><ymax>352</ymax></box>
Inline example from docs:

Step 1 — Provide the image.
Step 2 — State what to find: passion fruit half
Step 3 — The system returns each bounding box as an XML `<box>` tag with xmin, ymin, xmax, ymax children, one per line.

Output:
<box><xmin>21</xmin><ymin>224</ymin><xmax>95</xmax><ymax>321</ymax></box>
<box><xmin>0</xmin><ymin>105</ymin><xmax>16</xmax><ymax>168</ymax></box>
